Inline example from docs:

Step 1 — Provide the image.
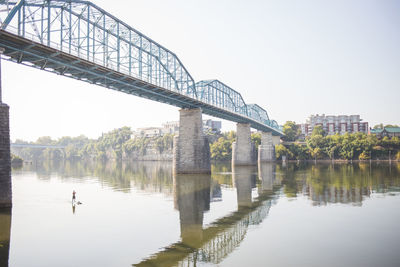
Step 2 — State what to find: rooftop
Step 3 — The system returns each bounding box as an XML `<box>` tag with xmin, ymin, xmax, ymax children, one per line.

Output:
<box><xmin>384</xmin><ymin>127</ymin><xmax>400</xmax><ymax>133</ymax></box>
<box><xmin>370</xmin><ymin>127</ymin><xmax>400</xmax><ymax>134</ymax></box>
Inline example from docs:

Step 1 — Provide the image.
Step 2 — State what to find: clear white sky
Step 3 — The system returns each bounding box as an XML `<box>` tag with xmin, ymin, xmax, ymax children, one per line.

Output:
<box><xmin>2</xmin><ymin>0</ymin><xmax>399</xmax><ymax>141</ymax></box>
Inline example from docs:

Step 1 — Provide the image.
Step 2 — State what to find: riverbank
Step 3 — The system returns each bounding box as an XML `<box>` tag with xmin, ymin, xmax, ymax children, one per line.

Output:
<box><xmin>281</xmin><ymin>159</ymin><xmax>400</xmax><ymax>163</ymax></box>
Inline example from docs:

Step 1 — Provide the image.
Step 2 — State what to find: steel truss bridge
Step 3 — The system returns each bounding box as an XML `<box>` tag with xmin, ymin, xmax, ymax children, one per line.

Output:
<box><xmin>0</xmin><ymin>0</ymin><xmax>282</xmax><ymax>135</ymax></box>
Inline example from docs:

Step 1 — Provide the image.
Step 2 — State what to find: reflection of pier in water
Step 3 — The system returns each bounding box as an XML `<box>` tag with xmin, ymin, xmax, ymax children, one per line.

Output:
<box><xmin>134</xmin><ymin>163</ymin><xmax>279</xmax><ymax>267</ymax></box>
<box><xmin>0</xmin><ymin>208</ymin><xmax>11</xmax><ymax>267</ymax></box>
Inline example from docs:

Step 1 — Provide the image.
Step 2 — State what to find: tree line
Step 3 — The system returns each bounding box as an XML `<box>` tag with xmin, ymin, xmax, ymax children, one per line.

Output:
<box><xmin>12</xmin><ymin>122</ymin><xmax>400</xmax><ymax>162</ymax></box>
<box><xmin>277</xmin><ymin>121</ymin><xmax>400</xmax><ymax>161</ymax></box>
<box><xmin>12</xmin><ymin>127</ymin><xmax>174</xmax><ymax>161</ymax></box>
<box><xmin>12</xmin><ymin>126</ymin><xmax>260</xmax><ymax>162</ymax></box>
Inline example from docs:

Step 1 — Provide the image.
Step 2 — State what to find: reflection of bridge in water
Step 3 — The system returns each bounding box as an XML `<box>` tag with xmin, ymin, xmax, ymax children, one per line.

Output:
<box><xmin>134</xmin><ymin>164</ymin><xmax>280</xmax><ymax>267</ymax></box>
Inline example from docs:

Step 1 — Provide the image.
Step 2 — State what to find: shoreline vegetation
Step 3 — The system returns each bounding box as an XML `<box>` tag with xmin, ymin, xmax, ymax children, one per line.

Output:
<box><xmin>11</xmin><ymin>154</ymin><xmax>23</xmax><ymax>167</ymax></box>
<box><xmin>278</xmin><ymin>121</ymin><xmax>400</xmax><ymax>162</ymax></box>
<box><xmin>11</xmin><ymin>122</ymin><xmax>400</xmax><ymax>163</ymax></box>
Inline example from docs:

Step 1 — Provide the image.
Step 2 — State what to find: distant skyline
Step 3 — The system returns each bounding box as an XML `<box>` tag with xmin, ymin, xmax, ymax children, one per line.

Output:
<box><xmin>2</xmin><ymin>0</ymin><xmax>399</xmax><ymax>141</ymax></box>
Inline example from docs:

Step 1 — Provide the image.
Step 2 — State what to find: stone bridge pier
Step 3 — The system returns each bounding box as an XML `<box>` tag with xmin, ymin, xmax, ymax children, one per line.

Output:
<box><xmin>232</xmin><ymin>123</ymin><xmax>256</xmax><ymax>166</ymax></box>
<box><xmin>0</xmin><ymin>106</ymin><xmax>11</xmax><ymax>208</ymax></box>
<box><xmin>258</xmin><ymin>132</ymin><xmax>280</xmax><ymax>162</ymax></box>
<box><xmin>0</xmin><ymin>49</ymin><xmax>12</xmax><ymax>208</ymax></box>
<box><xmin>173</xmin><ymin>108</ymin><xmax>211</xmax><ymax>174</ymax></box>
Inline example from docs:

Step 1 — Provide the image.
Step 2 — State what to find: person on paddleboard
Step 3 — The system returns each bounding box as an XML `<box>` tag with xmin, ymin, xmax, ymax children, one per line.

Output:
<box><xmin>72</xmin><ymin>190</ymin><xmax>76</xmax><ymax>203</ymax></box>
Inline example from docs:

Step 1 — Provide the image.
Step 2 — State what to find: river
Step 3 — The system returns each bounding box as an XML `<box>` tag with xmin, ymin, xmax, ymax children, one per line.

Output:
<box><xmin>1</xmin><ymin>161</ymin><xmax>400</xmax><ymax>267</ymax></box>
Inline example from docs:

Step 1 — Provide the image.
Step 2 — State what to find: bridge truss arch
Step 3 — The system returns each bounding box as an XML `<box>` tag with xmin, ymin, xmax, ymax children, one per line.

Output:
<box><xmin>196</xmin><ymin>80</ymin><xmax>248</xmax><ymax>116</ymax></box>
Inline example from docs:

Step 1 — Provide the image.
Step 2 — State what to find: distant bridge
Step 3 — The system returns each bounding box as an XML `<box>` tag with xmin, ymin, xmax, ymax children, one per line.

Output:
<box><xmin>11</xmin><ymin>143</ymin><xmax>65</xmax><ymax>149</ymax></box>
<box><xmin>0</xmin><ymin>0</ymin><xmax>282</xmax><ymax>135</ymax></box>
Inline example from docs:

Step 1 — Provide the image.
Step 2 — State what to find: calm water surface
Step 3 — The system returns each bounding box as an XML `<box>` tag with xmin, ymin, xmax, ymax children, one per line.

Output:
<box><xmin>1</xmin><ymin>161</ymin><xmax>400</xmax><ymax>267</ymax></box>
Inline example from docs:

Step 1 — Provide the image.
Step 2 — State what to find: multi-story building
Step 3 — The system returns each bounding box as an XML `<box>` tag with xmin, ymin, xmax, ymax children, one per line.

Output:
<box><xmin>299</xmin><ymin>114</ymin><xmax>368</xmax><ymax>137</ymax></box>
<box><xmin>162</xmin><ymin>121</ymin><xmax>180</xmax><ymax>135</ymax></box>
<box><xmin>203</xmin><ymin>119</ymin><xmax>222</xmax><ymax>134</ymax></box>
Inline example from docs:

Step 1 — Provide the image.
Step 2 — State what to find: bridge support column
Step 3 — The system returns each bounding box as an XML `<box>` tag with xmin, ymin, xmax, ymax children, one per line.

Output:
<box><xmin>258</xmin><ymin>132</ymin><xmax>275</xmax><ymax>163</ymax></box>
<box><xmin>0</xmin><ymin>104</ymin><xmax>11</xmax><ymax>208</ymax></box>
<box><xmin>232</xmin><ymin>123</ymin><xmax>256</xmax><ymax>166</ymax></box>
<box><xmin>173</xmin><ymin>108</ymin><xmax>211</xmax><ymax>174</ymax></box>
<box><xmin>272</xmin><ymin>135</ymin><xmax>281</xmax><ymax>146</ymax></box>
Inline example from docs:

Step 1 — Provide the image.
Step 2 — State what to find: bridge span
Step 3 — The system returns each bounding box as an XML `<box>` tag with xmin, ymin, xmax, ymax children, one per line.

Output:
<box><xmin>0</xmin><ymin>0</ymin><xmax>283</xmax><ymax>207</ymax></box>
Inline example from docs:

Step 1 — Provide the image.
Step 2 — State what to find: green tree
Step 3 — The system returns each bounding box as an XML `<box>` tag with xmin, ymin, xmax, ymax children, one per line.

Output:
<box><xmin>339</xmin><ymin>133</ymin><xmax>355</xmax><ymax>160</ymax></box>
<box><xmin>275</xmin><ymin>144</ymin><xmax>294</xmax><ymax>160</ymax></box>
<box><xmin>311</xmin><ymin>125</ymin><xmax>325</xmax><ymax>136</ymax></box>
<box><xmin>155</xmin><ymin>134</ymin><xmax>174</xmax><ymax>153</ymax></box>
<box><xmin>36</xmin><ymin>136</ymin><xmax>54</xmax><ymax>145</ymax></box>
<box><xmin>306</xmin><ymin>131</ymin><xmax>327</xmax><ymax>160</ymax></box>
<box><xmin>210</xmin><ymin>137</ymin><xmax>233</xmax><ymax>160</ymax></box>
<box><xmin>288</xmin><ymin>143</ymin><xmax>310</xmax><ymax>160</ymax></box>
<box><xmin>98</xmin><ymin>127</ymin><xmax>132</xmax><ymax>160</ymax></box>
<box><xmin>251</xmin><ymin>132</ymin><xmax>261</xmax><ymax>154</ymax></box>
<box><xmin>282</xmin><ymin>121</ymin><xmax>300</xmax><ymax>141</ymax></box>
<box><xmin>324</xmin><ymin>134</ymin><xmax>342</xmax><ymax>160</ymax></box>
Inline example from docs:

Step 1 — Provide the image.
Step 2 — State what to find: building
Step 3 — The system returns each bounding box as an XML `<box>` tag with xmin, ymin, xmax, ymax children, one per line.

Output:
<box><xmin>162</xmin><ymin>121</ymin><xmax>180</xmax><ymax>135</ymax></box>
<box><xmin>203</xmin><ymin>119</ymin><xmax>222</xmax><ymax>134</ymax></box>
<box><xmin>132</xmin><ymin>119</ymin><xmax>222</xmax><ymax>138</ymax></box>
<box><xmin>369</xmin><ymin>127</ymin><xmax>400</xmax><ymax>139</ymax></box>
<box><xmin>299</xmin><ymin>114</ymin><xmax>368</xmax><ymax>137</ymax></box>
<box><xmin>133</xmin><ymin>127</ymin><xmax>163</xmax><ymax>138</ymax></box>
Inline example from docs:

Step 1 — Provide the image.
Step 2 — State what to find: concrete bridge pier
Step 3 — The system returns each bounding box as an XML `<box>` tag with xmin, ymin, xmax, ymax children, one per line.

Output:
<box><xmin>272</xmin><ymin>135</ymin><xmax>281</xmax><ymax>146</ymax></box>
<box><xmin>232</xmin><ymin>123</ymin><xmax>256</xmax><ymax>166</ymax></box>
<box><xmin>258</xmin><ymin>132</ymin><xmax>280</xmax><ymax>162</ymax></box>
<box><xmin>258</xmin><ymin>132</ymin><xmax>274</xmax><ymax>162</ymax></box>
<box><xmin>0</xmin><ymin>104</ymin><xmax>11</xmax><ymax>208</ymax></box>
<box><xmin>173</xmin><ymin>108</ymin><xmax>211</xmax><ymax>174</ymax></box>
